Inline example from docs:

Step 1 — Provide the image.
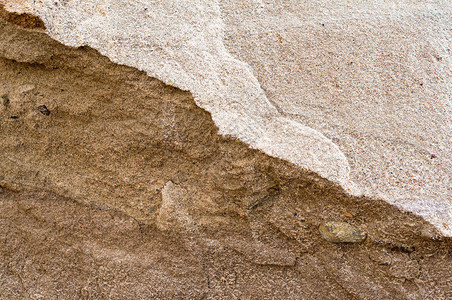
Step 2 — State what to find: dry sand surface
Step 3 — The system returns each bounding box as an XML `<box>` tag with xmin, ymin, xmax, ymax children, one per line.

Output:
<box><xmin>0</xmin><ymin>2</ymin><xmax>451</xmax><ymax>299</ymax></box>
<box><xmin>1</xmin><ymin>186</ymin><xmax>451</xmax><ymax>298</ymax></box>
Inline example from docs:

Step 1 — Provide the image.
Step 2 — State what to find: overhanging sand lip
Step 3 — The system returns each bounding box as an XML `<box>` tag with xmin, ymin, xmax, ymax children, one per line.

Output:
<box><xmin>2</xmin><ymin>0</ymin><xmax>451</xmax><ymax>236</ymax></box>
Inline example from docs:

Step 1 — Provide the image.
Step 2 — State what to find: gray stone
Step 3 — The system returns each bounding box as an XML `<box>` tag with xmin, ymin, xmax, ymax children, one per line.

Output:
<box><xmin>319</xmin><ymin>221</ymin><xmax>367</xmax><ymax>243</ymax></box>
<box><xmin>1</xmin><ymin>94</ymin><xmax>9</xmax><ymax>106</ymax></box>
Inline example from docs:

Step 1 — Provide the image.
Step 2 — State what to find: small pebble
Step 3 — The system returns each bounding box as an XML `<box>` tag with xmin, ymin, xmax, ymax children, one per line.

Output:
<box><xmin>37</xmin><ymin>105</ymin><xmax>51</xmax><ymax>116</ymax></box>
<box><xmin>1</xmin><ymin>95</ymin><xmax>9</xmax><ymax>106</ymax></box>
<box><xmin>390</xmin><ymin>243</ymin><xmax>415</xmax><ymax>253</ymax></box>
<box><xmin>319</xmin><ymin>221</ymin><xmax>367</xmax><ymax>243</ymax></box>
<box><xmin>343</xmin><ymin>212</ymin><xmax>354</xmax><ymax>218</ymax></box>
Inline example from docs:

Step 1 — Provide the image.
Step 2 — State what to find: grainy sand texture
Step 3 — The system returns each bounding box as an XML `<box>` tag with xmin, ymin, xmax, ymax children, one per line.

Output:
<box><xmin>1</xmin><ymin>5</ymin><xmax>452</xmax><ymax>298</ymax></box>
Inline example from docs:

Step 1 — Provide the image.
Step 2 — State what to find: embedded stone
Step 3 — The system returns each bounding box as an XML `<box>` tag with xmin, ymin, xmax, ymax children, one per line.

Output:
<box><xmin>319</xmin><ymin>221</ymin><xmax>367</xmax><ymax>243</ymax></box>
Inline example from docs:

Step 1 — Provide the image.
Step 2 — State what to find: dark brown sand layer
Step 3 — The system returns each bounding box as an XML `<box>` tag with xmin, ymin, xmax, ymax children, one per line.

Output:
<box><xmin>1</xmin><ymin>188</ymin><xmax>451</xmax><ymax>299</ymax></box>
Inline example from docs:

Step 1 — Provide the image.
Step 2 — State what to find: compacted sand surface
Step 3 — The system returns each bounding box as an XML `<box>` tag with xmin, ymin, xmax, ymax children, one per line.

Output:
<box><xmin>0</xmin><ymin>3</ymin><xmax>451</xmax><ymax>299</ymax></box>
<box><xmin>1</xmin><ymin>188</ymin><xmax>451</xmax><ymax>299</ymax></box>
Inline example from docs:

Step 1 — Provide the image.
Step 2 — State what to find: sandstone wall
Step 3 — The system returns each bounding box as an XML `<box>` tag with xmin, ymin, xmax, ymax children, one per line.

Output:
<box><xmin>0</xmin><ymin>5</ymin><xmax>451</xmax><ymax>299</ymax></box>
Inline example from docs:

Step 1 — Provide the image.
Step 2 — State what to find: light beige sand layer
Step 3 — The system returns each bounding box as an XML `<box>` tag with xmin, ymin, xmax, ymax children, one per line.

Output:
<box><xmin>2</xmin><ymin>0</ymin><xmax>451</xmax><ymax>235</ymax></box>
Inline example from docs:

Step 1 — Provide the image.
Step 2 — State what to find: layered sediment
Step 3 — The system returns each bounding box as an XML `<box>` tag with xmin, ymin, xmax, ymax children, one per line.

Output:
<box><xmin>3</xmin><ymin>0</ymin><xmax>450</xmax><ymax>235</ymax></box>
<box><xmin>0</xmin><ymin>5</ymin><xmax>451</xmax><ymax>299</ymax></box>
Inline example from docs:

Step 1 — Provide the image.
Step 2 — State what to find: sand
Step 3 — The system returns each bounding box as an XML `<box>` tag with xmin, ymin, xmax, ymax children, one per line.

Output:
<box><xmin>1</xmin><ymin>7</ymin><xmax>452</xmax><ymax>298</ymax></box>
<box><xmin>2</xmin><ymin>0</ymin><xmax>450</xmax><ymax>234</ymax></box>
